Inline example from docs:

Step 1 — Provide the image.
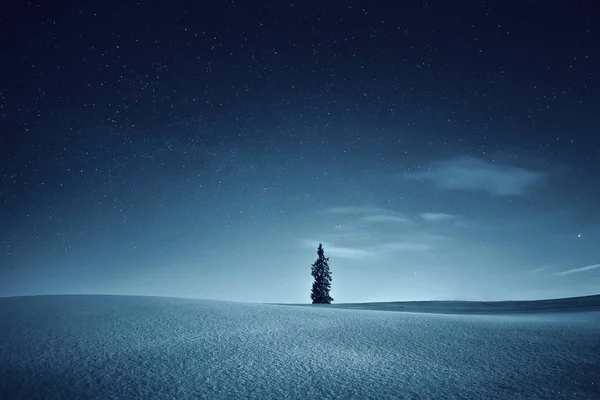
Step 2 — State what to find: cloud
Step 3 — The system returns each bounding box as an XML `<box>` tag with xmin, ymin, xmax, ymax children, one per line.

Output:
<box><xmin>406</xmin><ymin>156</ymin><xmax>545</xmax><ymax>195</ymax></box>
<box><xmin>302</xmin><ymin>240</ymin><xmax>374</xmax><ymax>260</ymax></box>
<box><xmin>328</xmin><ymin>206</ymin><xmax>394</xmax><ymax>215</ymax></box>
<box><xmin>363</xmin><ymin>214</ymin><xmax>409</xmax><ymax>223</ymax></box>
<box><xmin>310</xmin><ymin>206</ymin><xmax>454</xmax><ymax>260</ymax></box>
<box><xmin>554</xmin><ymin>263</ymin><xmax>600</xmax><ymax>276</ymax></box>
<box><xmin>327</xmin><ymin>246</ymin><xmax>375</xmax><ymax>259</ymax></box>
<box><xmin>327</xmin><ymin>206</ymin><xmax>409</xmax><ymax>224</ymax></box>
<box><xmin>420</xmin><ymin>212</ymin><xmax>456</xmax><ymax>222</ymax></box>
<box><xmin>524</xmin><ymin>266</ymin><xmax>555</xmax><ymax>276</ymax></box>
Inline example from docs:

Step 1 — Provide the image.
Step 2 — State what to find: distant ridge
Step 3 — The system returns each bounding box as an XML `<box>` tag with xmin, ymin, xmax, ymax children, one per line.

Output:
<box><xmin>274</xmin><ymin>294</ymin><xmax>600</xmax><ymax>314</ymax></box>
<box><xmin>2</xmin><ymin>293</ymin><xmax>600</xmax><ymax>314</ymax></box>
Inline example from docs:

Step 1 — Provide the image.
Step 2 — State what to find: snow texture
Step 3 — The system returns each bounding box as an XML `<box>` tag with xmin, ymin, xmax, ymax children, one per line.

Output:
<box><xmin>1</xmin><ymin>295</ymin><xmax>599</xmax><ymax>399</ymax></box>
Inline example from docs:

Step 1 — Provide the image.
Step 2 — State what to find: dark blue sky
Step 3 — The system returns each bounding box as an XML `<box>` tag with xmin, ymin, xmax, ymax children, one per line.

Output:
<box><xmin>1</xmin><ymin>0</ymin><xmax>599</xmax><ymax>302</ymax></box>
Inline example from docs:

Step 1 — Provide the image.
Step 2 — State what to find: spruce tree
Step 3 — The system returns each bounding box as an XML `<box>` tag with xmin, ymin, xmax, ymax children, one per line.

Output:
<box><xmin>310</xmin><ymin>243</ymin><xmax>333</xmax><ymax>304</ymax></box>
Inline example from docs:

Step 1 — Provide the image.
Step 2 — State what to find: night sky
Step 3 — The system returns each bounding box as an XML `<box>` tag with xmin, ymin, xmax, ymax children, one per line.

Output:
<box><xmin>1</xmin><ymin>0</ymin><xmax>599</xmax><ymax>303</ymax></box>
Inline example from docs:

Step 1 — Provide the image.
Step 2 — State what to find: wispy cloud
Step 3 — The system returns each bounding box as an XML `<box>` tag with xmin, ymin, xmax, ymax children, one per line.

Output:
<box><xmin>363</xmin><ymin>214</ymin><xmax>409</xmax><ymax>223</ymax></box>
<box><xmin>310</xmin><ymin>206</ymin><xmax>455</xmax><ymax>260</ymax></box>
<box><xmin>302</xmin><ymin>240</ymin><xmax>374</xmax><ymax>260</ymax></box>
<box><xmin>327</xmin><ymin>246</ymin><xmax>375</xmax><ymax>259</ymax></box>
<box><xmin>420</xmin><ymin>212</ymin><xmax>456</xmax><ymax>222</ymax></box>
<box><xmin>327</xmin><ymin>206</ymin><xmax>409</xmax><ymax>224</ymax></box>
<box><xmin>554</xmin><ymin>263</ymin><xmax>600</xmax><ymax>276</ymax></box>
<box><xmin>328</xmin><ymin>206</ymin><xmax>392</xmax><ymax>215</ymax></box>
<box><xmin>406</xmin><ymin>156</ymin><xmax>546</xmax><ymax>195</ymax></box>
<box><xmin>303</xmin><ymin>237</ymin><xmax>436</xmax><ymax>259</ymax></box>
<box><xmin>527</xmin><ymin>267</ymin><xmax>549</xmax><ymax>274</ymax></box>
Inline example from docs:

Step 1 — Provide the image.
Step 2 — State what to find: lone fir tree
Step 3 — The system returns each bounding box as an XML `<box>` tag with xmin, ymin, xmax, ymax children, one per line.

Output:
<box><xmin>310</xmin><ymin>243</ymin><xmax>333</xmax><ymax>304</ymax></box>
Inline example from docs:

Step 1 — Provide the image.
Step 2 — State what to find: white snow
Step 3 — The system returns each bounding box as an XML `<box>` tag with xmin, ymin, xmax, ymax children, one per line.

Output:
<box><xmin>1</xmin><ymin>295</ymin><xmax>599</xmax><ymax>399</ymax></box>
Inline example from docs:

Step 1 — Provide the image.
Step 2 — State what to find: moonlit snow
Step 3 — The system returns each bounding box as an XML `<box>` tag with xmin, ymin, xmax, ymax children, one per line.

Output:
<box><xmin>1</xmin><ymin>295</ymin><xmax>599</xmax><ymax>399</ymax></box>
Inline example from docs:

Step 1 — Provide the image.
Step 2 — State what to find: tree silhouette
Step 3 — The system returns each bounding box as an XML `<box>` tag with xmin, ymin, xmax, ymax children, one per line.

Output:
<box><xmin>310</xmin><ymin>243</ymin><xmax>333</xmax><ymax>304</ymax></box>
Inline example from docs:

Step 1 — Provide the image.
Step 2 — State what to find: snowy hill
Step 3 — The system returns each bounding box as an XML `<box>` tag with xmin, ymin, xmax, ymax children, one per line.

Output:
<box><xmin>281</xmin><ymin>294</ymin><xmax>600</xmax><ymax>314</ymax></box>
<box><xmin>1</xmin><ymin>294</ymin><xmax>599</xmax><ymax>399</ymax></box>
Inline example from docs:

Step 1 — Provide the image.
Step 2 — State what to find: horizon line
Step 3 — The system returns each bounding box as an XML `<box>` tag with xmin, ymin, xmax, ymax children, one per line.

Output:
<box><xmin>1</xmin><ymin>292</ymin><xmax>599</xmax><ymax>305</ymax></box>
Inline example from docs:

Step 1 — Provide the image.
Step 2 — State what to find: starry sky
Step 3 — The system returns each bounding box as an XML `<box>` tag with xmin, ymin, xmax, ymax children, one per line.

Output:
<box><xmin>1</xmin><ymin>0</ymin><xmax>599</xmax><ymax>303</ymax></box>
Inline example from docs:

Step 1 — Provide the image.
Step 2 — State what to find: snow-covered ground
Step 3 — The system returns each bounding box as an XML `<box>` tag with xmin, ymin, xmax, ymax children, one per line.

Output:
<box><xmin>288</xmin><ymin>294</ymin><xmax>600</xmax><ymax>314</ymax></box>
<box><xmin>1</xmin><ymin>295</ymin><xmax>599</xmax><ymax>399</ymax></box>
